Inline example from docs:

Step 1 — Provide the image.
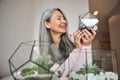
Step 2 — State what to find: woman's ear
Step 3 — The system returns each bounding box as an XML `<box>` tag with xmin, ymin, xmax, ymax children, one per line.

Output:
<box><xmin>44</xmin><ymin>21</ymin><xmax>50</xmax><ymax>29</ymax></box>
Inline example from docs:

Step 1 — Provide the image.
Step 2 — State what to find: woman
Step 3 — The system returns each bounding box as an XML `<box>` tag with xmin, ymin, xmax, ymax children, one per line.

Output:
<box><xmin>39</xmin><ymin>8</ymin><xmax>96</xmax><ymax>78</ymax></box>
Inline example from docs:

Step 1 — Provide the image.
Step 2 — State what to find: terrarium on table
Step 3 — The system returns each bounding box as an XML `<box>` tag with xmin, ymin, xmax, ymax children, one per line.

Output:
<box><xmin>69</xmin><ymin>50</ymin><xmax>118</xmax><ymax>80</ymax></box>
<box><xmin>8</xmin><ymin>41</ymin><xmax>64</xmax><ymax>80</ymax></box>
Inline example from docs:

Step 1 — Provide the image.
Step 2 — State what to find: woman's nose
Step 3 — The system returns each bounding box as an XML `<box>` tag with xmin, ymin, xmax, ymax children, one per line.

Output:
<box><xmin>62</xmin><ymin>19</ymin><xmax>67</xmax><ymax>23</ymax></box>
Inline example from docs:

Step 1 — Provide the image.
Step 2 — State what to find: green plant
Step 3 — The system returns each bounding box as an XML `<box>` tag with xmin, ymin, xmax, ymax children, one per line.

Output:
<box><xmin>76</xmin><ymin>63</ymin><xmax>104</xmax><ymax>75</ymax></box>
<box><xmin>21</xmin><ymin>66</ymin><xmax>38</xmax><ymax>76</ymax></box>
<box><xmin>36</xmin><ymin>53</ymin><xmax>54</xmax><ymax>74</ymax></box>
<box><xmin>20</xmin><ymin>53</ymin><xmax>54</xmax><ymax>77</ymax></box>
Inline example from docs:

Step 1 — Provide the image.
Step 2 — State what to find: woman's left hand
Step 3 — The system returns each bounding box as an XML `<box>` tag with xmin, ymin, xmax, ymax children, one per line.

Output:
<box><xmin>81</xmin><ymin>28</ymin><xmax>96</xmax><ymax>46</ymax></box>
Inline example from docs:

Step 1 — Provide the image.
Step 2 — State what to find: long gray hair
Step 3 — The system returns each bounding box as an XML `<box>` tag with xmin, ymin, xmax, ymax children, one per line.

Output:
<box><xmin>39</xmin><ymin>8</ymin><xmax>74</xmax><ymax>59</ymax></box>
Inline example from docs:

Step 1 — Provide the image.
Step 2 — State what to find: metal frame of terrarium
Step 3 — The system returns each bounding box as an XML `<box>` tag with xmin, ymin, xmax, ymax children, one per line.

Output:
<box><xmin>79</xmin><ymin>12</ymin><xmax>99</xmax><ymax>31</ymax></box>
<box><xmin>69</xmin><ymin>50</ymin><xmax>119</xmax><ymax>80</ymax></box>
<box><xmin>8</xmin><ymin>40</ymin><xmax>54</xmax><ymax>80</ymax></box>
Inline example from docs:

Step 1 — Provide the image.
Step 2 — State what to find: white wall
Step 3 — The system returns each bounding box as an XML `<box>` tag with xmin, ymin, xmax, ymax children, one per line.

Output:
<box><xmin>0</xmin><ymin>0</ymin><xmax>89</xmax><ymax>78</ymax></box>
<box><xmin>0</xmin><ymin>0</ymin><xmax>35</xmax><ymax>78</ymax></box>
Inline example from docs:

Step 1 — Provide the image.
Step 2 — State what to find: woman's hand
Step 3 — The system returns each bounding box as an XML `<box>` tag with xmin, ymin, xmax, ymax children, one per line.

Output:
<box><xmin>73</xmin><ymin>30</ymin><xmax>83</xmax><ymax>50</ymax></box>
<box><xmin>82</xmin><ymin>29</ymin><xmax>96</xmax><ymax>46</ymax></box>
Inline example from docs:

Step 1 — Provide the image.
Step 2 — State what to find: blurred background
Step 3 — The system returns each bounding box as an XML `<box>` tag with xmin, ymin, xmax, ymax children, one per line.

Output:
<box><xmin>0</xmin><ymin>0</ymin><xmax>120</xmax><ymax>79</ymax></box>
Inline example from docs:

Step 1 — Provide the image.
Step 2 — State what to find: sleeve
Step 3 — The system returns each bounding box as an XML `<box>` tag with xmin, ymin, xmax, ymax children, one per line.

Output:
<box><xmin>71</xmin><ymin>45</ymin><xmax>92</xmax><ymax>72</ymax></box>
<box><xmin>56</xmin><ymin>45</ymin><xmax>92</xmax><ymax>77</ymax></box>
<box><xmin>67</xmin><ymin>34</ymin><xmax>92</xmax><ymax>72</ymax></box>
<box><xmin>53</xmin><ymin>49</ymin><xmax>80</xmax><ymax>77</ymax></box>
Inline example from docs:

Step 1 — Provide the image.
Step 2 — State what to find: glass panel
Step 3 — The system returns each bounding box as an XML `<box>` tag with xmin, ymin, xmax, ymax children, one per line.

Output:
<box><xmin>9</xmin><ymin>41</ymin><xmax>64</xmax><ymax>80</ymax></box>
<box><xmin>9</xmin><ymin>41</ymin><xmax>118</xmax><ymax>80</ymax></box>
<box><xmin>69</xmin><ymin>50</ymin><xmax>118</xmax><ymax>80</ymax></box>
<box><xmin>10</xmin><ymin>44</ymin><xmax>32</xmax><ymax>69</ymax></box>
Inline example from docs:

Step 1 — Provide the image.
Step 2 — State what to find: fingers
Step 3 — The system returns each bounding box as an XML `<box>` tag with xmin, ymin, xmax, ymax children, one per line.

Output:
<box><xmin>73</xmin><ymin>30</ymin><xmax>83</xmax><ymax>40</ymax></box>
<box><xmin>82</xmin><ymin>29</ymin><xmax>92</xmax><ymax>40</ymax></box>
<box><xmin>73</xmin><ymin>28</ymin><xmax>97</xmax><ymax>47</ymax></box>
<box><xmin>83</xmin><ymin>29</ymin><xmax>92</xmax><ymax>37</ymax></box>
<box><xmin>83</xmin><ymin>29</ymin><xmax>96</xmax><ymax>39</ymax></box>
<box><xmin>81</xmin><ymin>29</ymin><xmax>96</xmax><ymax>46</ymax></box>
<box><xmin>73</xmin><ymin>30</ymin><xmax>80</xmax><ymax>38</ymax></box>
<box><xmin>73</xmin><ymin>30</ymin><xmax>83</xmax><ymax>49</ymax></box>
<box><xmin>91</xmin><ymin>28</ymin><xmax>96</xmax><ymax>38</ymax></box>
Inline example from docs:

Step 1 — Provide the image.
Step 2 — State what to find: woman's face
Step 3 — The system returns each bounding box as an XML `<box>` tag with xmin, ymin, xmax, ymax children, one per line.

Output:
<box><xmin>45</xmin><ymin>10</ymin><xmax>67</xmax><ymax>35</ymax></box>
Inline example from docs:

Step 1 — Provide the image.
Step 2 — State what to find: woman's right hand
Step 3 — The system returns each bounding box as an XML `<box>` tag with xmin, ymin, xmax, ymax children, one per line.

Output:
<box><xmin>73</xmin><ymin>30</ymin><xmax>83</xmax><ymax>50</ymax></box>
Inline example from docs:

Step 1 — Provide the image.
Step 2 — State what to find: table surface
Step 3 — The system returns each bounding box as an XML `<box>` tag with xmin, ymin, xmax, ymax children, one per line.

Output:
<box><xmin>1</xmin><ymin>76</ymin><xmax>14</xmax><ymax>80</ymax></box>
<box><xmin>0</xmin><ymin>76</ymin><xmax>69</xmax><ymax>80</ymax></box>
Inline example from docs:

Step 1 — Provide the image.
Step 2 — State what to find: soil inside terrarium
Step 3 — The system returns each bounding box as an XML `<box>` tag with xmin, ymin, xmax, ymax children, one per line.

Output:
<box><xmin>16</xmin><ymin>73</ymin><xmax>52</xmax><ymax>80</ymax></box>
<box><xmin>17</xmin><ymin>75</ymin><xmax>52</xmax><ymax>80</ymax></box>
<box><xmin>24</xmin><ymin>76</ymin><xmax>51</xmax><ymax>80</ymax></box>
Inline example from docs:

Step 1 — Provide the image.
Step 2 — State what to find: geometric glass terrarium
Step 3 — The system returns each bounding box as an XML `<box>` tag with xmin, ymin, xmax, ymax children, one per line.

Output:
<box><xmin>79</xmin><ymin>12</ymin><xmax>99</xmax><ymax>31</ymax></box>
<box><xmin>69</xmin><ymin>50</ymin><xmax>119</xmax><ymax>80</ymax></box>
<box><xmin>8</xmin><ymin>41</ymin><xmax>119</xmax><ymax>80</ymax></box>
<box><xmin>9</xmin><ymin>40</ymin><xmax>64</xmax><ymax>80</ymax></box>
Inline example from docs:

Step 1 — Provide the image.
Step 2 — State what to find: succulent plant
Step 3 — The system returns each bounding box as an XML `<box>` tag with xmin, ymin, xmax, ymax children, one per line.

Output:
<box><xmin>21</xmin><ymin>66</ymin><xmax>38</xmax><ymax>76</ymax></box>
<box><xmin>76</xmin><ymin>63</ymin><xmax>104</xmax><ymax>75</ymax></box>
<box><xmin>36</xmin><ymin>53</ymin><xmax>54</xmax><ymax>74</ymax></box>
<box><xmin>20</xmin><ymin>53</ymin><xmax>54</xmax><ymax>77</ymax></box>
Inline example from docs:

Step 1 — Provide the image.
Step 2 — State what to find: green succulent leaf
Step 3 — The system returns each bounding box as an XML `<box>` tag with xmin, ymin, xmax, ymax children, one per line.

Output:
<box><xmin>36</xmin><ymin>53</ymin><xmax>54</xmax><ymax>74</ymax></box>
<box><xmin>21</xmin><ymin>66</ymin><xmax>38</xmax><ymax>76</ymax></box>
<box><xmin>20</xmin><ymin>53</ymin><xmax>55</xmax><ymax>76</ymax></box>
<box><xmin>76</xmin><ymin>63</ymin><xmax>104</xmax><ymax>75</ymax></box>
